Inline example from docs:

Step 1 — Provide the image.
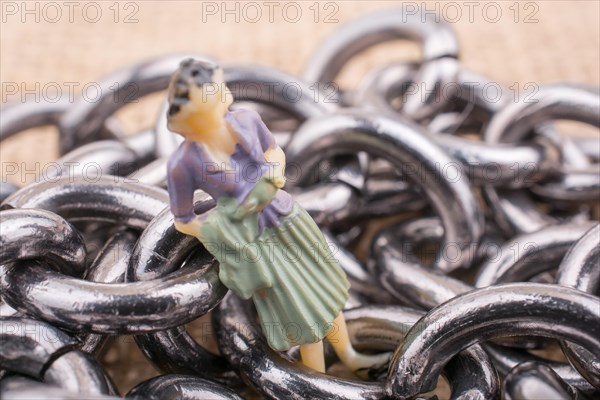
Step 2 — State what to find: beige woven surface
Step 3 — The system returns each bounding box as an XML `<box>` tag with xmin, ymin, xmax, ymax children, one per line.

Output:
<box><xmin>1</xmin><ymin>0</ymin><xmax>599</xmax><ymax>395</ymax></box>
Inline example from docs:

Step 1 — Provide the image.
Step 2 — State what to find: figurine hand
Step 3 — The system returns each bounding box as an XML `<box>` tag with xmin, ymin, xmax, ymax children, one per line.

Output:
<box><xmin>174</xmin><ymin>218</ymin><xmax>202</xmax><ymax>238</ymax></box>
<box><xmin>233</xmin><ymin>177</ymin><xmax>278</xmax><ymax>219</ymax></box>
<box><xmin>271</xmin><ymin>174</ymin><xmax>286</xmax><ymax>189</ymax></box>
<box><xmin>264</xmin><ymin>146</ymin><xmax>286</xmax><ymax>188</ymax></box>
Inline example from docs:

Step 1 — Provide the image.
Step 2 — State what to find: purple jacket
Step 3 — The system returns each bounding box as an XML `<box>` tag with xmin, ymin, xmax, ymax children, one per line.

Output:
<box><xmin>166</xmin><ymin>108</ymin><xmax>293</xmax><ymax>228</ymax></box>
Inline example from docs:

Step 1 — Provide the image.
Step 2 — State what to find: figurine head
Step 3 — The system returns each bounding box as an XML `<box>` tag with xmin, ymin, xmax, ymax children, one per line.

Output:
<box><xmin>166</xmin><ymin>59</ymin><xmax>233</xmax><ymax>140</ymax></box>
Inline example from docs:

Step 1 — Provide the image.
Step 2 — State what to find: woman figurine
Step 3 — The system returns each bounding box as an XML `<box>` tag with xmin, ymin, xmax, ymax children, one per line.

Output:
<box><xmin>165</xmin><ymin>59</ymin><xmax>389</xmax><ymax>375</ymax></box>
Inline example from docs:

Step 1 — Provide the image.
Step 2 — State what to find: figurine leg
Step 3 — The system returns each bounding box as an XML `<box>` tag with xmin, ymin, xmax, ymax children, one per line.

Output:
<box><xmin>300</xmin><ymin>340</ymin><xmax>325</xmax><ymax>373</ymax></box>
<box><xmin>325</xmin><ymin>313</ymin><xmax>391</xmax><ymax>375</ymax></box>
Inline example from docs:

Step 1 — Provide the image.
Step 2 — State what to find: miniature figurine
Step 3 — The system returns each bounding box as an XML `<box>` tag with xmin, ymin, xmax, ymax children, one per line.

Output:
<box><xmin>165</xmin><ymin>59</ymin><xmax>389</xmax><ymax>375</ymax></box>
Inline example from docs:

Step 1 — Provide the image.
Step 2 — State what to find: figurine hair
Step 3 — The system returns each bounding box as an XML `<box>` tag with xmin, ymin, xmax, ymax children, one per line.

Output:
<box><xmin>179</xmin><ymin>58</ymin><xmax>219</xmax><ymax>87</ymax></box>
<box><xmin>167</xmin><ymin>59</ymin><xmax>221</xmax><ymax>116</ymax></box>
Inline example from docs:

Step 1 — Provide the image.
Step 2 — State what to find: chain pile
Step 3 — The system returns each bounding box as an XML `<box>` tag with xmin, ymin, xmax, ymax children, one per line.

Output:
<box><xmin>1</xmin><ymin>7</ymin><xmax>599</xmax><ymax>400</ymax></box>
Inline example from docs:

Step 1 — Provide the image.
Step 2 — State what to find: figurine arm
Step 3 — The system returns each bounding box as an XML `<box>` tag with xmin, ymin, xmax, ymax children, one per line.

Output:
<box><xmin>253</xmin><ymin>112</ymin><xmax>286</xmax><ymax>189</ymax></box>
<box><xmin>167</xmin><ymin>147</ymin><xmax>204</xmax><ymax>237</ymax></box>
<box><xmin>228</xmin><ymin>109</ymin><xmax>286</xmax><ymax>188</ymax></box>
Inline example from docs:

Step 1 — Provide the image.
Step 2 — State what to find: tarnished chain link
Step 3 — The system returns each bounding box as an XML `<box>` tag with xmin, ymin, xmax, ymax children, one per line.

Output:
<box><xmin>1</xmin><ymin>5</ymin><xmax>599</xmax><ymax>400</ymax></box>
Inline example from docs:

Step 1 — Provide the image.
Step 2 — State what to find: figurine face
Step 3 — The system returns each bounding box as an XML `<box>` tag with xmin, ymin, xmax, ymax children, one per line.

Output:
<box><xmin>167</xmin><ymin>59</ymin><xmax>233</xmax><ymax>140</ymax></box>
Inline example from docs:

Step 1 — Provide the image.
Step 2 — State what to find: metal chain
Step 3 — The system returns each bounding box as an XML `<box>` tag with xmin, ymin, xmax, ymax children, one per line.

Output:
<box><xmin>1</xmin><ymin>6</ymin><xmax>599</xmax><ymax>400</ymax></box>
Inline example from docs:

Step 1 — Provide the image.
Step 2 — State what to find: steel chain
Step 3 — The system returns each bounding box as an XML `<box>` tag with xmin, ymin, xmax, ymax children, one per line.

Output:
<box><xmin>1</xmin><ymin>6</ymin><xmax>599</xmax><ymax>400</ymax></box>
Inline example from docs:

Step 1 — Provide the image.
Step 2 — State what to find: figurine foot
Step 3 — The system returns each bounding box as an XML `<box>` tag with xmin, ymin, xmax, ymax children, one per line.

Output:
<box><xmin>348</xmin><ymin>351</ymin><xmax>392</xmax><ymax>380</ymax></box>
<box><xmin>325</xmin><ymin>313</ymin><xmax>392</xmax><ymax>378</ymax></box>
<box><xmin>300</xmin><ymin>341</ymin><xmax>326</xmax><ymax>373</ymax></box>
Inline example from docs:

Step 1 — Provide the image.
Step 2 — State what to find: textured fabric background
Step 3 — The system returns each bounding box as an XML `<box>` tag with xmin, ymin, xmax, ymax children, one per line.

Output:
<box><xmin>2</xmin><ymin>0</ymin><xmax>599</xmax><ymax>178</ymax></box>
<box><xmin>1</xmin><ymin>0</ymin><xmax>599</xmax><ymax>395</ymax></box>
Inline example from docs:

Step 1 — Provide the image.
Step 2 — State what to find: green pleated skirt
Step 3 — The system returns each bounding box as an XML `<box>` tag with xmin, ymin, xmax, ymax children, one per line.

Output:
<box><xmin>199</xmin><ymin>198</ymin><xmax>350</xmax><ymax>351</ymax></box>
